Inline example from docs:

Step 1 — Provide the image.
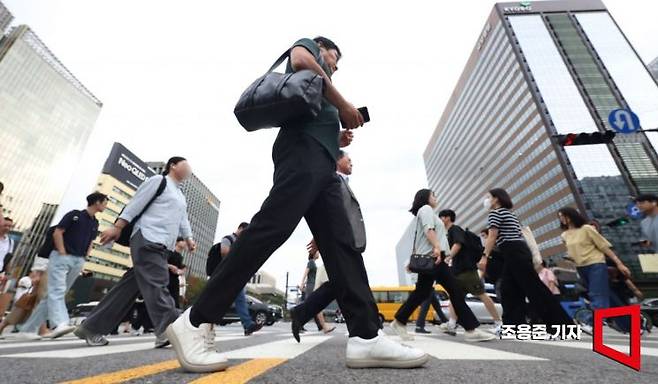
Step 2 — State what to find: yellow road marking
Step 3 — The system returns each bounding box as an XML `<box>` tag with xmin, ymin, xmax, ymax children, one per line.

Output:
<box><xmin>189</xmin><ymin>358</ymin><xmax>287</xmax><ymax>384</ymax></box>
<box><xmin>58</xmin><ymin>359</ymin><xmax>180</xmax><ymax>384</ymax></box>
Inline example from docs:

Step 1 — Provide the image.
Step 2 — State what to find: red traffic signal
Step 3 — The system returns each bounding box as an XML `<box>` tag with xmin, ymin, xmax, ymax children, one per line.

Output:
<box><xmin>556</xmin><ymin>131</ymin><xmax>616</xmax><ymax>146</ymax></box>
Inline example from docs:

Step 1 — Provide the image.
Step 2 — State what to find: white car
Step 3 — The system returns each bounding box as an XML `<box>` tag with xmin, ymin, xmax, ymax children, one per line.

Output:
<box><xmin>438</xmin><ymin>284</ymin><xmax>503</xmax><ymax>324</ymax></box>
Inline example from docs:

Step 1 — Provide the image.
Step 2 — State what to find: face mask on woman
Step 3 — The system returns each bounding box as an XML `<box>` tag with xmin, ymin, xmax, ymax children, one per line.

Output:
<box><xmin>483</xmin><ymin>197</ymin><xmax>492</xmax><ymax>210</ymax></box>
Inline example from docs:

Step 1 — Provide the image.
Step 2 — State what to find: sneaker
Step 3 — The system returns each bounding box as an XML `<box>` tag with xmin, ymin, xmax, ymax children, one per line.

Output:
<box><xmin>155</xmin><ymin>333</ymin><xmax>170</xmax><ymax>349</ymax></box>
<box><xmin>580</xmin><ymin>324</ymin><xmax>593</xmax><ymax>336</ymax></box>
<box><xmin>7</xmin><ymin>332</ymin><xmax>42</xmax><ymax>341</ymax></box>
<box><xmin>74</xmin><ymin>326</ymin><xmax>109</xmax><ymax>347</ymax></box>
<box><xmin>389</xmin><ymin>320</ymin><xmax>414</xmax><ymax>341</ymax></box>
<box><xmin>244</xmin><ymin>322</ymin><xmax>263</xmax><ymax>336</ymax></box>
<box><xmin>43</xmin><ymin>323</ymin><xmax>76</xmax><ymax>339</ymax></box>
<box><xmin>346</xmin><ymin>335</ymin><xmax>429</xmax><ymax>369</ymax></box>
<box><xmin>487</xmin><ymin>324</ymin><xmax>502</xmax><ymax>336</ymax></box>
<box><xmin>164</xmin><ymin>308</ymin><xmax>229</xmax><ymax>373</ymax></box>
<box><xmin>439</xmin><ymin>322</ymin><xmax>457</xmax><ymax>336</ymax></box>
<box><xmin>131</xmin><ymin>327</ymin><xmax>143</xmax><ymax>336</ymax></box>
<box><xmin>464</xmin><ymin>328</ymin><xmax>496</xmax><ymax>342</ymax></box>
<box><xmin>415</xmin><ymin>327</ymin><xmax>431</xmax><ymax>334</ymax></box>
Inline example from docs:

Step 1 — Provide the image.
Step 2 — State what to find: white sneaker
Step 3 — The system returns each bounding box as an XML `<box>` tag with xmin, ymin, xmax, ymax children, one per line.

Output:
<box><xmin>165</xmin><ymin>308</ymin><xmax>229</xmax><ymax>373</ymax></box>
<box><xmin>580</xmin><ymin>324</ymin><xmax>593</xmax><ymax>336</ymax></box>
<box><xmin>389</xmin><ymin>320</ymin><xmax>414</xmax><ymax>341</ymax></box>
<box><xmin>487</xmin><ymin>323</ymin><xmax>502</xmax><ymax>336</ymax></box>
<box><xmin>346</xmin><ymin>335</ymin><xmax>429</xmax><ymax>368</ymax></box>
<box><xmin>7</xmin><ymin>332</ymin><xmax>42</xmax><ymax>341</ymax></box>
<box><xmin>439</xmin><ymin>322</ymin><xmax>457</xmax><ymax>336</ymax></box>
<box><xmin>464</xmin><ymin>328</ymin><xmax>496</xmax><ymax>342</ymax></box>
<box><xmin>44</xmin><ymin>323</ymin><xmax>76</xmax><ymax>339</ymax></box>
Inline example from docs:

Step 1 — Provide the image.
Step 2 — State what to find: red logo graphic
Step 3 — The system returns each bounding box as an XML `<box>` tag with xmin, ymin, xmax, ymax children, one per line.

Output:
<box><xmin>592</xmin><ymin>305</ymin><xmax>641</xmax><ymax>371</ymax></box>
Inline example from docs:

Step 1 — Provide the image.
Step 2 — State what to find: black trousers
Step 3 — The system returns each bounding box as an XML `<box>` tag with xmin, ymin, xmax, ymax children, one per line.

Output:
<box><xmin>192</xmin><ymin>134</ymin><xmax>380</xmax><ymax>339</ymax></box>
<box><xmin>498</xmin><ymin>241</ymin><xmax>572</xmax><ymax>327</ymax></box>
<box><xmin>294</xmin><ymin>282</ymin><xmax>335</xmax><ymax>324</ymax></box>
<box><xmin>395</xmin><ymin>261</ymin><xmax>479</xmax><ymax>331</ymax></box>
<box><xmin>416</xmin><ymin>290</ymin><xmax>448</xmax><ymax>328</ymax></box>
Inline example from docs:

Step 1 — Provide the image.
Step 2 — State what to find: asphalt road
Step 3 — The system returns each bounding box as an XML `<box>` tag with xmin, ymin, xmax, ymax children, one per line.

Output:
<box><xmin>0</xmin><ymin>322</ymin><xmax>656</xmax><ymax>383</ymax></box>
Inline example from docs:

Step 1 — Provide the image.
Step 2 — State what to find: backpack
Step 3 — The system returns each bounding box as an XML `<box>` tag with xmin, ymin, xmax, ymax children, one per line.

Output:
<box><xmin>463</xmin><ymin>227</ymin><xmax>485</xmax><ymax>264</ymax></box>
<box><xmin>205</xmin><ymin>235</ymin><xmax>234</xmax><ymax>277</ymax></box>
<box><xmin>36</xmin><ymin>210</ymin><xmax>82</xmax><ymax>259</ymax></box>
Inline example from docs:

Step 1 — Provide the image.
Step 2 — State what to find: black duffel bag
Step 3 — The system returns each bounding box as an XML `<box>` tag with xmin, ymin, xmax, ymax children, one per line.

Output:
<box><xmin>234</xmin><ymin>48</ymin><xmax>325</xmax><ymax>132</ymax></box>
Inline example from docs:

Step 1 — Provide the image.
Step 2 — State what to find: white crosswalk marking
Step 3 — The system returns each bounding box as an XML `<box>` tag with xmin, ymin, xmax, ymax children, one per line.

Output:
<box><xmin>226</xmin><ymin>335</ymin><xmax>331</xmax><ymax>359</ymax></box>
<box><xmin>407</xmin><ymin>335</ymin><xmax>548</xmax><ymax>361</ymax></box>
<box><xmin>523</xmin><ymin>339</ymin><xmax>658</xmax><ymax>357</ymax></box>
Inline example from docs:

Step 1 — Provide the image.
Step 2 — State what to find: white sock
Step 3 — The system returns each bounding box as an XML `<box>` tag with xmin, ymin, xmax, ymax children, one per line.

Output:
<box><xmin>494</xmin><ymin>320</ymin><xmax>503</xmax><ymax>327</ymax></box>
<box><xmin>448</xmin><ymin>319</ymin><xmax>457</xmax><ymax>328</ymax></box>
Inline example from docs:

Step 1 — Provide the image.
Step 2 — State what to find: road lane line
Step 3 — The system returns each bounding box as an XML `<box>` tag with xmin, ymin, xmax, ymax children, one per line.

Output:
<box><xmin>410</xmin><ymin>336</ymin><xmax>548</xmax><ymax>360</ymax></box>
<box><xmin>189</xmin><ymin>358</ymin><xmax>286</xmax><ymax>384</ymax></box>
<box><xmin>54</xmin><ymin>334</ymin><xmax>330</xmax><ymax>383</ymax></box>
<box><xmin>58</xmin><ymin>359</ymin><xmax>180</xmax><ymax>384</ymax></box>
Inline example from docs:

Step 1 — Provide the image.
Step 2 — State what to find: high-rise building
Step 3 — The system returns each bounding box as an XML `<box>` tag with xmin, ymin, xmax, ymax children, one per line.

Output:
<box><xmin>12</xmin><ymin>203</ymin><xmax>57</xmax><ymax>276</ymax></box>
<box><xmin>0</xmin><ymin>20</ymin><xmax>102</xmax><ymax>274</ymax></box>
<box><xmin>649</xmin><ymin>57</ymin><xmax>658</xmax><ymax>81</ymax></box>
<box><xmin>85</xmin><ymin>143</ymin><xmax>156</xmax><ymax>282</ymax></box>
<box><xmin>147</xmin><ymin>162</ymin><xmax>220</xmax><ymax>279</ymax></box>
<box><xmin>0</xmin><ymin>1</ymin><xmax>13</xmax><ymax>33</ymax></box>
<box><xmin>419</xmin><ymin>0</ymin><xmax>658</xmax><ymax>291</ymax></box>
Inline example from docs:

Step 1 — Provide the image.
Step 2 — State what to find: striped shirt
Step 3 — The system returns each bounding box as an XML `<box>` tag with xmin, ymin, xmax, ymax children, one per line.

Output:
<box><xmin>487</xmin><ymin>208</ymin><xmax>524</xmax><ymax>246</ymax></box>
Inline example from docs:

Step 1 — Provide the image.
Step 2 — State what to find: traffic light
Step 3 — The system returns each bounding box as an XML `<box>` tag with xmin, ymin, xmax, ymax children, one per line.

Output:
<box><xmin>607</xmin><ymin>217</ymin><xmax>630</xmax><ymax>227</ymax></box>
<box><xmin>555</xmin><ymin>131</ymin><xmax>616</xmax><ymax>146</ymax></box>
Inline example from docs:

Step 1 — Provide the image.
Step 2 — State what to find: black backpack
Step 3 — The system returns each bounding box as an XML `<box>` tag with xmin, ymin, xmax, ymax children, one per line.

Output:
<box><xmin>463</xmin><ymin>227</ymin><xmax>485</xmax><ymax>264</ymax></box>
<box><xmin>205</xmin><ymin>236</ymin><xmax>234</xmax><ymax>277</ymax></box>
<box><xmin>36</xmin><ymin>209</ymin><xmax>83</xmax><ymax>259</ymax></box>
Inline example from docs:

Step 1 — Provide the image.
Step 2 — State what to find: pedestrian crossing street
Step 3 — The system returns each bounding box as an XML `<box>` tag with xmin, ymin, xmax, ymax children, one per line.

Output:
<box><xmin>0</xmin><ymin>324</ymin><xmax>656</xmax><ymax>360</ymax></box>
<box><xmin>0</xmin><ymin>324</ymin><xmax>656</xmax><ymax>383</ymax></box>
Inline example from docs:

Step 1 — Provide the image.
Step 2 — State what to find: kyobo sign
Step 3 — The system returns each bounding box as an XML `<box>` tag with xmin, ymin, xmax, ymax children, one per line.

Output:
<box><xmin>503</xmin><ymin>1</ymin><xmax>532</xmax><ymax>13</ymax></box>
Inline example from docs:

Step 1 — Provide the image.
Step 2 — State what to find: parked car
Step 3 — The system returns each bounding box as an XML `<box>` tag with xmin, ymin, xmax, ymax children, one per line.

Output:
<box><xmin>69</xmin><ymin>301</ymin><xmax>99</xmax><ymax>326</ymax></box>
<box><xmin>218</xmin><ymin>295</ymin><xmax>278</xmax><ymax>327</ymax></box>
<box><xmin>267</xmin><ymin>304</ymin><xmax>283</xmax><ymax>326</ymax></box>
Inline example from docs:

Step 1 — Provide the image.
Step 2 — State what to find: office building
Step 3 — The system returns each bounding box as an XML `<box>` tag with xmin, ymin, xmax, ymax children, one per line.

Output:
<box><xmin>0</xmin><ymin>1</ymin><xmax>13</xmax><ymax>33</ymax></box>
<box><xmin>84</xmin><ymin>143</ymin><xmax>156</xmax><ymax>282</ymax></box>
<box><xmin>0</xmin><ymin>16</ymin><xmax>102</xmax><ymax>275</ymax></box>
<box><xmin>147</xmin><ymin>162</ymin><xmax>220</xmax><ymax>279</ymax></box>
<box><xmin>418</xmin><ymin>0</ymin><xmax>658</xmax><ymax>290</ymax></box>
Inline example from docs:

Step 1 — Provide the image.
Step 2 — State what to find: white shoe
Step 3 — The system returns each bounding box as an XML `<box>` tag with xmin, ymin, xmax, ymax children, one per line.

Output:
<box><xmin>346</xmin><ymin>335</ymin><xmax>429</xmax><ymax>368</ymax></box>
<box><xmin>580</xmin><ymin>324</ymin><xmax>593</xmax><ymax>336</ymax></box>
<box><xmin>165</xmin><ymin>308</ymin><xmax>229</xmax><ymax>373</ymax></box>
<box><xmin>8</xmin><ymin>332</ymin><xmax>42</xmax><ymax>341</ymax></box>
<box><xmin>487</xmin><ymin>323</ymin><xmax>502</xmax><ymax>336</ymax></box>
<box><xmin>439</xmin><ymin>322</ymin><xmax>457</xmax><ymax>336</ymax></box>
<box><xmin>389</xmin><ymin>320</ymin><xmax>414</xmax><ymax>341</ymax></box>
<box><xmin>464</xmin><ymin>328</ymin><xmax>496</xmax><ymax>342</ymax></box>
<box><xmin>44</xmin><ymin>323</ymin><xmax>76</xmax><ymax>339</ymax></box>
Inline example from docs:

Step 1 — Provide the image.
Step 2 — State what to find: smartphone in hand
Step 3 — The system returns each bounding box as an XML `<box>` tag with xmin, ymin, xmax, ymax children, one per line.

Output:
<box><xmin>357</xmin><ymin>107</ymin><xmax>370</xmax><ymax>123</ymax></box>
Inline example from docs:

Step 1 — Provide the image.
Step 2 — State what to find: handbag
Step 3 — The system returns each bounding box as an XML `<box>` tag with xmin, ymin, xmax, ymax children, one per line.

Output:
<box><xmin>408</xmin><ymin>218</ymin><xmax>438</xmax><ymax>274</ymax></box>
<box><xmin>234</xmin><ymin>48</ymin><xmax>325</xmax><ymax>132</ymax></box>
<box><xmin>116</xmin><ymin>176</ymin><xmax>167</xmax><ymax>246</ymax></box>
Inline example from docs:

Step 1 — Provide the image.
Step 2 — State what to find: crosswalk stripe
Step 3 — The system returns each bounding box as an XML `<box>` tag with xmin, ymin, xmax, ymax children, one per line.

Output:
<box><xmin>1</xmin><ymin>336</ymin><xmax>245</xmax><ymax>358</ymax></box>
<box><xmin>58</xmin><ymin>359</ymin><xmax>180</xmax><ymax>384</ymax></box>
<box><xmin>0</xmin><ymin>335</ymin><xmax>157</xmax><ymax>350</ymax></box>
<box><xmin>523</xmin><ymin>339</ymin><xmax>658</xmax><ymax>357</ymax></box>
<box><xmin>225</xmin><ymin>335</ymin><xmax>332</xmax><ymax>359</ymax></box>
<box><xmin>55</xmin><ymin>335</ymin><xmax>331</xmax><ymax>383</ymax></box>
<box><xmin>188</xmin><ymin>358</ymin><xmax>286</xmax><ymax>384</ymax></box>
<box><xmin>409</xmin><ymin>336</ymin><xmax>548</xmax><ymax>360</ymax></box>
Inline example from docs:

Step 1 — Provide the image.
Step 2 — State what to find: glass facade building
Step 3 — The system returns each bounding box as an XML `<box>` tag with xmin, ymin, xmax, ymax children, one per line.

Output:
<box><xmin>649</xmin><ymin>57</ymin><xmax>658</xmax><ymax>82</ymax></box>
<box><xmin>0</xmin><ymin>24</ymin><xmax>102</xmax><ymax>275</ymax></box>
<box><xmin>420</xmin><ymin>0</ymin><xmax>658</xmax><ymax>289</ymax></box>
<box><xmin>148</xmin><ymin>162</ymin><xmax>220</xmax><ymax>279</ymax></box>
<box><xmin>0</xmin><ymin>1</ymin><xmax>12</xmax><ymax>33</ymax></box>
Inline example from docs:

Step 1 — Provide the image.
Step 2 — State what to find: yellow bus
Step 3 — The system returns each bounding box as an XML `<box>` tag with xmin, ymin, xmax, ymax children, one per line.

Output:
<box><xmin>371</xmin><ymin>285</ymin><xmax>448</xmax><ymax>325</ymax></box>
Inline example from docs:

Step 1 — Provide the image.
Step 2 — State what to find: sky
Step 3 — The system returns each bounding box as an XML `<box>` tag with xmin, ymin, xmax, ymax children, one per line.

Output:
<box><xmin>4</xmin><ymin>0</ymin><xmax>658</xmax><ymax>292</ymax></box>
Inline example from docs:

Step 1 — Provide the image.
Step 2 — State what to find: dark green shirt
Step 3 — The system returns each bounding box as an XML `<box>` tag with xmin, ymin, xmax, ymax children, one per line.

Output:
<box><xmin>283</xmin><ymin>38</ymin><xmax>340</xmax><ymax>160</ymax></box>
